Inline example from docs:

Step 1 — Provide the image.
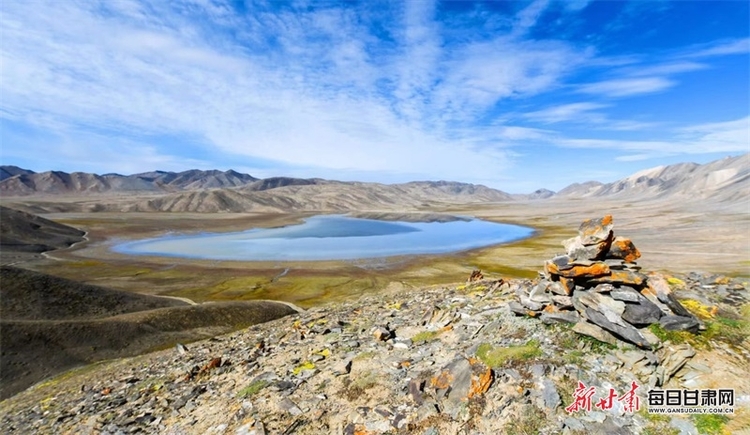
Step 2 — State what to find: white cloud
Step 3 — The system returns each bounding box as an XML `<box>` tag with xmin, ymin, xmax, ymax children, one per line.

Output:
<box><xmin>626</xmin><ymin>61</ymin><xmax>708</xmax><ymax>76</ymax></box>
<box><xmin>578</xmin><ymin>77</ymin><xmax>675</xmax><ymax>97</ymax></box>
<box><xmin>684</xmin><ymin>38</ymin><xmax>750</xmax><ymax>58</ymax></box>
<box><xmin>524</xmin><ymin>102</ymin><xmax>608</xmax><ymax>123</ymax></box>
<box><xmin>557</xmin><ymin>116</ymin><xmax>750</xmax><ymax>156</ymax></box>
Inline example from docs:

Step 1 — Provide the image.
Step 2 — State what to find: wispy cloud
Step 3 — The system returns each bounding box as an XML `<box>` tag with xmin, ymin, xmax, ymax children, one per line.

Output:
<box><xmin>578</xmin><ymin>77</ymin><xmax>675</xmax><ymax>97</ymax></box>
<box><xmin>524</xmin><ymin>102</ymin><xmax>608</xmax><ymax>123</ymax></box>
<box><xmin>683</xmin><ymin>38</ymin><xmax>750</xmax><ymax>58</ymax></box>
<box><xmin>558</xmin><ymin>116</ymin><xmax>750</xmax><ymax>157</ymax></box>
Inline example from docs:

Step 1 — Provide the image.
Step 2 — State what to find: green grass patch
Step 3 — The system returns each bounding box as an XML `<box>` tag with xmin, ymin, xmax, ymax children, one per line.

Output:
<box><xmin>692</xmin><ymin>414</ymin><xmax>729</xmax><ymax>435</ymax></box>
<box><xmin>637</xmin><ymin>408</ymin><xmax>680</xmax><ymax>435</ymax></box>
<box><xmin>476</xmin><ymin>339</ymin><xmax>542</xmax><ymax>368</ymax></box>
<box><xmin>504</xmin><ymin>405</ymin><xmax>548</xmax><ymax>435</ymax></box>
<box><xmin>563</xmin><ymin>350</ymin><xmax>586</xmax><ymax>365</ymax></box>
<box><xmin>650</xmin><ymin>307</ymin><xmax>749</xmax><ymax>349</ymax></box>
<box><xmin>237</xmin><ymin>379</ymin><xmax>269</xmax><ymax>398</ymax></box>
<box><xmin>648</xmin><ymin>323</ymin><xmax>694</xmax><ymax>345</ymax></box>
<box><xmin>353</xmin><ymin>351</ymin><xmax>377</xmax><ymax>361</ymax></box>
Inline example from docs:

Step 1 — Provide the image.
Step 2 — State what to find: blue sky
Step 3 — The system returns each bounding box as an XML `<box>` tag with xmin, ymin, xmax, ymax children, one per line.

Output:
<box><xmin>1</xmin><ymin>0</ymin><xmax>748</xmax><ymax>193</ymax></box>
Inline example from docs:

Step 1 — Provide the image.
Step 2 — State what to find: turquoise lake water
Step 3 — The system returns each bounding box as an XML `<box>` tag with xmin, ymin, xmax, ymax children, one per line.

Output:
<box><xmin>113</xmin><ymin>215</ymin><xmax>534</xmax><ymax>261</ymax></box>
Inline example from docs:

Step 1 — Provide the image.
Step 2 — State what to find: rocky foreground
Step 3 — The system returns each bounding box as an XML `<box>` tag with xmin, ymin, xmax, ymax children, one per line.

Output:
<box><xmin>1</xmin><ymin>219</ymin><xmax>749</xmax><ymax>435</ymax></box>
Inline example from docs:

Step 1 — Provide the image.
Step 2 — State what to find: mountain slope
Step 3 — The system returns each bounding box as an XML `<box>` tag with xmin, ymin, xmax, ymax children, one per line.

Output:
<box><xmin>555</xmin><ymin>154</ymin><xmax>749</xmax><ymax>203</ymax></box>
<box><xmin>0</xmin><ymin>206</ymin><xmax>85</xmax><ymax>253</ymax></box>
<box><xmin>113</xmin><ymin>180</ymin><xmax>513</xmax><ymax>212</ymax></box>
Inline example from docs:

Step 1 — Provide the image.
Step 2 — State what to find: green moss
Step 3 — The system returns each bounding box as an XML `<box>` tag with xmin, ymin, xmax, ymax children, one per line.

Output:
<box><xmin>476</xmin><ymin>339</ymin><xmax>542</xmax><ymax>368</ymax></box>
<box><xmin>411</xmin><ymin>330</ymin><xmax>443</xmax><ymax>344</ymax></box>
<box><xmin>237</xmin><ymin>379</ymin><xmax>269</xmax><ymax>398</ymax></box>
<box><xmin>692</xmin><ymin>414</ymin><xmax>729</xmax><ymax>435</ymax></box>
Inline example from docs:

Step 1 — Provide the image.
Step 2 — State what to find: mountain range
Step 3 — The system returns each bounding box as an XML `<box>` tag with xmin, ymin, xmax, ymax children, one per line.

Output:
<box><xmin>0</xmin><ymin>153</ymin><xmax>747</xmax><ymax>213</ymax></box>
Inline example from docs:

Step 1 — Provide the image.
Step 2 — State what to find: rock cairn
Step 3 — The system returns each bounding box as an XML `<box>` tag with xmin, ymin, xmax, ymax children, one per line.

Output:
<box><xmin>511</xmin><ymin>215</ymin><xmax>702</xmax><ymax>349</ymax></box>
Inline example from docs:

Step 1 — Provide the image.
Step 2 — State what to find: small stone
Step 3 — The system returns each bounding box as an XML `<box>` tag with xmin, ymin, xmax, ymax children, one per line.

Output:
<box><xmin>555</xmin><ymin>262</ymin><xmax>611</xmax><ymax>279</ymax></box>
<box><xmin>175</xmin><ymin>343</ymin><xmax>188</xmax><ymax>354</ymax></box>
<box><xmin>277</xmin><ymin>398</ymin><xmax>302</xmax><ymax>416</ymax></box>
<box><xmin>332</xmin><ymin>359</ymin><xmax>352</xmax><ymax>376</ymax></box>
<box><xmin>593</xmin><ymin>283</ymin><xmax>616</xmax><ymax>293</ymax></box>
<box><xmin>588</xmin><ymin>270</ymin><xmax>647</xmax><ymax>287</ymax></box>
<box><xmin>614</xmin><ymin>350</ymin><xmax>646</xmax><ymax>368</ymax></box>
<box><xmin>610</xmin><ymin>287</ymin><xmax>641</xmax><ymax>303</ymax></box>
<box><xmin>563</xmin><ymin>236</ymin><xmax>609</xmax><ymax>261</ymax></box>
<box><xmin>578</xmin><ymin>215</ymin><xmax>614</xmax><ymax>243</ymax></box>
<box><xmin>430</xmin><ymin>357</ymin><xmax>493</xmax><ymax>418</ymax></box>
<box><xmin>541</xmin><ymin>311</ymin><xmax>580</xmax><ymax>325</ymax></box>
<box><xmin>551</xmin><ymin>295</ymin><xmax>573</xmax><ymax>308</ymax></box>
<box><xmin>656</xmin><ymin>344</ymin><xmax>696</xmax><ymax>386</ymax></box>
<box><xmin>408</xmin><ymin>379</ymin><xmax>426</xmax><ymax>405</ymax></box>
<box><xmin>621</xmin><ymin>297</ymin><xmax>663</xmax><ymax>327</ymax></box>
<box><xmin>373</xmin><ymin>327</ymin><xmax>393</xmax><ymax>342</ymax></box>
<box><xmin>659</xmin><ymin>315</ymin><xmax>700</xmax><ymax>332</ymax></box>
<box><xmin>565</xmin><ymin>417</ymin><xmax>586</xmax><ymax>431</ymax></box>
<box><xmin>541</xmin><ymin>378</ymin><xmax>560</xmax><ymax>410</ymax></box>
<box><xmin>607</xmin><ymin>237</ymin><xmax>641</xmax><ymax>263</ymax></box>
<box><xmin>529</xmin><ymin>282</ymin><xmax>552</xmax><ymax>303</ymax></box>
<box><xmin>573</xmin><ymin>321</ymin><xmax>617</xmax><ymax>346</ymax></box>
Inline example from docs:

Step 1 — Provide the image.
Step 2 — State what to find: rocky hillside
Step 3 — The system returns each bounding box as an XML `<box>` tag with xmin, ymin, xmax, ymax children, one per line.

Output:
<box><xmin>0</xmin><ymin>266</ymin><xmax>299</xmax><ymax>400</ymax></box>
<box><xmin>1</xmin><ymin>218</ymin><xmax>747</xmax><ymax>434</ymax></box>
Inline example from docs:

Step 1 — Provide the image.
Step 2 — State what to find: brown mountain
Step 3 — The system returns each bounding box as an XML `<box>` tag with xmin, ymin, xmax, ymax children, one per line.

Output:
<box><xmin>76</xmin><ymin>180</ymin><xmax>514</xmax><ymax>213</ymax></box>
<box><xmin>0</xmin><ymin>168</ymin><xmax>259</xmax><ymax>196</ymax></box>
<box><xmin>554</xmin><ymin>153</ymin><xmax>749</xmax><ymax>206</ymax></box>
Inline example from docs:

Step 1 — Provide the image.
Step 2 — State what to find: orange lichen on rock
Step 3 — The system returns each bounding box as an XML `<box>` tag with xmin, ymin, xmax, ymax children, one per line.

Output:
<box><xmin>467</xmin><ymin>358</ymin><xmax>494</xmax><ymax>398</ymax></box>
<box><xmin>555</xmin><ymin>262</ymin><xmax>611</xmax><ymax>279</ymax></box>
<box><xmin>543</xmin><ymin>304</ymin><xmax>559</xmax><ymax>313</ymax></box>
<box><xmin>608</xmin><ymin>236</ymin><xmax>641</xmax><ymax>263</ymax></box>
<box><xmin>590</xmin><ymin>271</ymin><xmax>647</xmax><ymax>286</ymax></box>
<box><xmin>430</xmin><ymin>371</ymin><xmax>453</xmax><ymax>390</ymax></box>
<box><xmin>578</xmin><ymin>215</ymin><xmax>614</xmax><ymax>246</ymax></box>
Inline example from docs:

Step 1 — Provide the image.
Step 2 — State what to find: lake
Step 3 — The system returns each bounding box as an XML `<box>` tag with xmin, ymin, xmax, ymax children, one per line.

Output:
<box><xmin>113</xmin><ymin>215</ymin><xmax>534</xmax><ymax>261</ymax></box>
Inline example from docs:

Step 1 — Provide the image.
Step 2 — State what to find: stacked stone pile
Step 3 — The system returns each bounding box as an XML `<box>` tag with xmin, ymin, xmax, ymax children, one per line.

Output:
<box><xmin>510</xmin><ymin>215</ymin><xmax>702</xmax><ymax>349</ymax></box>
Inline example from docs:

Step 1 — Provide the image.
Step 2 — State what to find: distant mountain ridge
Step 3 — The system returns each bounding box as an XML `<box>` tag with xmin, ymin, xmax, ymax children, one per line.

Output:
<box><xmin>0</xmin><ymin>168</ymin><xmax>259</xmax><ymax>195</ymax></box>
<box><xmin>553</xmin><ymin>154</ymin><xmax>749</xmax><ymax>203</ymax></box>
<box><xmin>1</xmin><ymin>153</ymin><xmax>747</xmax><ymax>212</ymax></box>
